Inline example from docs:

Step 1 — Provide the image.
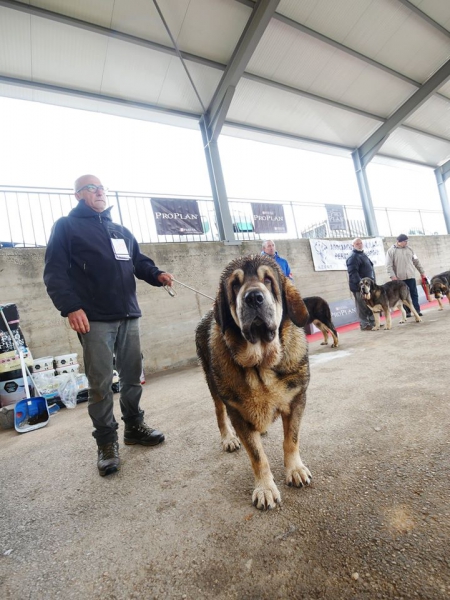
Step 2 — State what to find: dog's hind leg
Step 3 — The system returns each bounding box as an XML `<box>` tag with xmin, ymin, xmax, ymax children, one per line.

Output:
<box><xmin>397</xmin><ymin>302</ymin><xmax>407</xmax><ymax>324</ymax></box>
<box><xmin>313</xmin><ymin>320</ymin><xmax>329</xmax><ymax>346</ymax></box>
<box><xmin>281</xmin><ymin>392</ymin><xmax>312</xmax><ymax>490</ymax></box>
<box><xmin>403</xmin><ymin>300</ymin><xmax>422</xmax><ymax>322</ymax></box>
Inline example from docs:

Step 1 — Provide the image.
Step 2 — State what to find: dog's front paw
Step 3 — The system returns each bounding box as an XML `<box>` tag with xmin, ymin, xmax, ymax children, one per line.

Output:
<box><xmin>320</xmin><ymin>341</ymin><xmax>328</xmax><ymax>346</ymax></box>
<box><xmin>415</xmin><ymin>316</ymin><xmax>422</xmax><ymax>323</ymax></box>
<box><xmin>286</xmin><ymin>463</ymin><xmax>312</xmax><ymax>488</ymax></box>
<box><xmin>398</xmin><ymin>319</ymin><xmax>405</xmax><ymax>324</ymax></box>
<box><xmin>252</xmin><ymin>482</ymin><xmax>281</xmax><ymax>510</ymax></box>
<box><xmin>222</xmin><ymin>434</ymin><xmax>241</xmax><ymax>452</ymax></box>
<box><xmin>371</xmin><ymin>326</ymin><xmax>380</xmax><ymax>331</ymax></box>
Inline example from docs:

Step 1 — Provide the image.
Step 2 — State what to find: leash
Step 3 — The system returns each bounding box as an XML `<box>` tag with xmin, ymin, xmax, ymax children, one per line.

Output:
<box><xmin>163</xmin><ymin>278</ymin><xmax>214</xmax><ymax>301</ymax></box>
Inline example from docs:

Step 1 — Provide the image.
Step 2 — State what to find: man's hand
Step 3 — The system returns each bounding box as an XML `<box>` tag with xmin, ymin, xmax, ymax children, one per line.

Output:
<box><xmin>158</xmin><ymin>272</ymin><xmax>174</xmax><ymax>286</ymax></box>
<box><xmin>391</xmin><ymin>276</ymin><xmax>398</xmax><ymax>280</ymax></box>
<box><xmin>68</xmin><ymin>309</ymin><xmax>90</xmax><ymax>334</ymax></box>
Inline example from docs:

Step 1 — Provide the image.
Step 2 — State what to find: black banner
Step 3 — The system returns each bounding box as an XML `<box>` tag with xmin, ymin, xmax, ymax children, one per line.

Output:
<box><xmin>251</xmin><ymin>203</ymin><xmax>287</xmax><ymax>234</ymax></box>
<box><xmin>151</xmin><ymin>198</ymin><xmax>204</xmax><ymax>235</ymax></box>
<box><xmin>325</xmin><ymin>204</ymin><xmax>347</xmax><ymax>231</ymax></box>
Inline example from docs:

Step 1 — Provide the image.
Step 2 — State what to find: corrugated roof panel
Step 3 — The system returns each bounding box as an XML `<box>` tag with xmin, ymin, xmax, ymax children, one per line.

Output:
<box><xmin>248</xmin><ymin>19</ymin><xmax>416</xmax><ymax>118</ymax></box>
<box><xmin>101</xmin><ymin>39</ymin><xmax>173</xmax><ymax>104</ymax></box>
<box><xmin>380</xmin><ymin>127</ymin><xmax>450</xmax><ymax>166</ymax></box>
<box><xmin>407</xmin><ymin>0</ymin><xmax>450</xmax><ymax>29</ymax></box>
<box><xmin>31</xmin><ymin>0</ymin><xmax>115</xmax><ymax>27</ymax></box>
<box><xmin>0</xmin><ymin>7</ymin><xmax>32</xmax><ymax>78</ymax></box>
<box><xmin>229</xmin><ymin>79</ymin><xmax>380</xmax><ymax>147</ymax></box>
<box><xmin>157</xmin><ymin>59</ymin><xmax>223</xmax><ymax>112</ymax></box>
<box><xmin>278</xmin><ymin>0</ymin><xmax>450</xmax><ymax>83</ymax></box>
<box><xmin>278</xmin><ymin>0</ymin><xmax>373</xmax><ymax>43</ymax></box>
<box><xmin>174</xmin><ymin>0</ymin><xmax>250</xmax><ymax>63</ymax></box>
<box><xmin>31</xmin><ymin>18</ymin><xmax>108</xmax><ymax>91</ymax></box>
<box><xmin>403</xmin><ymin>95</ymin><xmax>450</xmax><ymax>140</ymax></box>
<box><xmin>111</xmin><ymin>0</ymin><xmax>187</xmax><ymax>48</ymax></box>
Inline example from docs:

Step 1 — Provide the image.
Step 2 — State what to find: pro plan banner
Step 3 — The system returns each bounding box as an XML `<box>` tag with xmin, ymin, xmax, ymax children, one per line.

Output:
<box><xmin>251</xmin><ymin>203</ymin><xmax>287</xmax><ymax>234</ymax></box>
<box><xmin>151</xmin><ymin>198</ymin><xmax>204</xmax><ymax>235</ymax></box>
<box><xmin>325</xmin><ymin>204</ymin><xmax>347</xmax><ymax>231</ymax></box>
<box><xmin>309</xmin><ymin>237</ymin><xmax>385</xmax><ymax>271</ymax></box>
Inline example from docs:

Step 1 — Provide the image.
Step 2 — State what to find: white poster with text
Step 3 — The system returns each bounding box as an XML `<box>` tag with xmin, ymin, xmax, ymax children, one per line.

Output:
<box><xmin>309</xmin><ymin>237</ymin><xmax>385</xmax><ymax>271</ymax></box>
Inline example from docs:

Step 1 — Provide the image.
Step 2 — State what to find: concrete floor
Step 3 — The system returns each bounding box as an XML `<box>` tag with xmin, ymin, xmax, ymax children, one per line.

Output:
<box><xmin>0</xmin><ymin>303</ymin><xmax>449</xmax><ymax>600</ymax></box>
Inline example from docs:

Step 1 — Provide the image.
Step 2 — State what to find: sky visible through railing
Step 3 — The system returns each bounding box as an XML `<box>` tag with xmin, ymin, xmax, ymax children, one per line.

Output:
<box><xmin>0</xmin><ymin>96</ymin><xmax>448</xmax><ymax>246</ymax></box>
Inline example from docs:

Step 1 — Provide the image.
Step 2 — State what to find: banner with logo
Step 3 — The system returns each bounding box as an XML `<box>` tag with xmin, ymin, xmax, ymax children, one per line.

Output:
<box><xmin>251</xmin><ymin>203</ymin><xmax>287</xmax><ymax>234</ymax></box>
<box><xmin>325</xmin><ymin>204</ymin><xmax>346</xmax><ymax>230</ymax></box>
<box><xmin>309</xmin><ymin>237</ymin><xmax>385</xmax><ymax>271</ymax></box>
<box><xmin>151</xmin><ymin>198</ymin><xmax>204</xmax><ymax>235</ymax></box>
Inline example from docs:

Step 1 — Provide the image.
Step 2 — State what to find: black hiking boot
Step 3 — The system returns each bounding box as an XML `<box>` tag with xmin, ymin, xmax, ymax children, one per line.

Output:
<box><xmin>97</xmin><ymin>441</ymin><xmax>120</xmax><ymax>476</ymax></box>
<box><xmin>124</xmin><ymin>422</ymin><xmax>165</xmax><ymax>446</ymax></box>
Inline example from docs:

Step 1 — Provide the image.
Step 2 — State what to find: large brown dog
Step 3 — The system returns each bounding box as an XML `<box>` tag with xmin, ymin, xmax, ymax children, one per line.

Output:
<box><xmin>195</xmin><ymin>255</ymin><xmax>311</xmax><ymax>510</ymax></box>
<box><xmin>303</xmin><ymin>296</ymin><xmax>339</xmax><ymax>348</ymax></box>
<box><xmin>429</xmin><ymin>271</ymin><xmax>450</xmax><ymax>310</ymax></box>
<box><xmin>359</xmin><ymin>277</ymin><xmax>422</xmax><ymax>330</ymax></box>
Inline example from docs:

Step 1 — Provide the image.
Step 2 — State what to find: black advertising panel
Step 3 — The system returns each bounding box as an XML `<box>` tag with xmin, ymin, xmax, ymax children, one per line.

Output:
<box><xmin>151</xmin><ymin>198</ymin><xmax>204</xmax><ymax>235</ymax></box>
<box><xmin>251</xmin><ymin>203</ymin><xmax>287</xmax><ymax>234</ymax></box>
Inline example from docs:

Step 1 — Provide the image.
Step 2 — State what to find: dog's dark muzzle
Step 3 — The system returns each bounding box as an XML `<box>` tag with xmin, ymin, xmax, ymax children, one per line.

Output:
<box><xmin>241</xmin><ymin>289</ymin><xmax>276</xmax><ymax>344</ymax></box>
<box><xmin>244</xmin><ymin>289</ymin><xmax>265</xmax><ymax>309</ymax></box>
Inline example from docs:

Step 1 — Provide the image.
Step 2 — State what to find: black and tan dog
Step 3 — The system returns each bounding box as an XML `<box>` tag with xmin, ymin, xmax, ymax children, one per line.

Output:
<box><xmin>359</xmin><ymin>277</ymin><xmax>422</xmax><ymax>330</ymax></box>
<box><xmin>429</xmin><ymin>271</ymin><xmax>450</xmax><ymax>310</ymax></box>
<box><xmin>195</xmin><ymin>255</ymin><xmax>311</xmax><ymax>510</ymax></box>
<box><xmin>303</xmin><ymin>296</ymin><xmax>339</xmax><ymax>348</ymax></box>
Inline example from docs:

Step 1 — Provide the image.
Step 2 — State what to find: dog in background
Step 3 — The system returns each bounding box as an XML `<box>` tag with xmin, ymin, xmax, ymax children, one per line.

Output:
<box><xmin>303</xmin><ymin>296</ymin><xmax>339</xmax><ymax>348</ymax></box>
<box><xmin>359</xmin><ymin>277</ymin><xmax>422</xmax><ymax>330</ymax></box>
<box><xmin>429</xmin><ymin>271</ymin><xmax>450</xmax><ymax>310</ymax></box>
<box><xmin>195</xmin><ymin>255</ymin><xmax>312</xmax><ymax>510</ymax></box>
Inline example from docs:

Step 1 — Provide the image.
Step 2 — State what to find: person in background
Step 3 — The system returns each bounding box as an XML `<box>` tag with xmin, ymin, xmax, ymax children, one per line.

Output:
<box><xmin>44</xmin><ymin>174</ymin><xmax>174</xmax><ymax>477</ymax></box>
<box><xmin>385</xmin><ymin>233</ymin><xmax>426</xmax><ymax>317</ymax></box>
<box><xmin>346</xmin><ymin>238</ymin><xmax>376</xmax><ymax>331</ymax></box>
<box><xmin>261</xmin><ymin>239</ymin><xmax>293</xmax><ymax>279</ymax></box>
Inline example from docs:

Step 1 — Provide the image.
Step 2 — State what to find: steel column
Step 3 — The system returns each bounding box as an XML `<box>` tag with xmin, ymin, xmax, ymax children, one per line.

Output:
<box><xmin>199</xmin><ymin>119</ymin><xmax>238</xmax><ymax>244</ymax></box>
<box><xmin>434</xmin><ymin>167</ymin><xmax>450</xmax><ymax>234</ymax></box>
<box><xmin>352</xmin><ymin>150</ymin><xmax>378</xmax><ymax>237</ymax></box>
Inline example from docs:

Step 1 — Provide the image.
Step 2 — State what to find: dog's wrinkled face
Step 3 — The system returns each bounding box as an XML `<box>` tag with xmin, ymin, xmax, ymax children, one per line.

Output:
<box><xmin>359</xmin><ymin>277</ymin><xmax>374</xmax><ymax>300</ymax></box>
<box><xmin>229</xmin><ymin>263</ymin><xmax>282</xmax><ymax>344</ymax></box>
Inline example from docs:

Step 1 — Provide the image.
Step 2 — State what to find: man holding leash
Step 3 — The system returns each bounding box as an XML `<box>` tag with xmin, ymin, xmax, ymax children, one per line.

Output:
<box><xmin>44</xmin><ymin>174</ymin><xmax>174</xmax><ymax>477</ymax></box>
<box><xmin>261</xmin><ymin>239</ymin><xmax>293</xmax><ymax>279</ymax></box>
<box><xmin>385</xmin><ymin>234</ymin><xmax>426</xmax><ymax>317</ymax></box>
<box><xmin>346</xmin><ymin>238</ymin><xmax>376</xmax><ymax>331</ymax></box>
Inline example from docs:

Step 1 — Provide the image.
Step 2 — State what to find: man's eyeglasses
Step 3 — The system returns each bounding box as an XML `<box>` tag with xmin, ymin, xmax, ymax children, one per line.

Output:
<box><xmin>76</xmin><ymin>184</ymin><xmax>108</xmax><ymax>194</ymax></box>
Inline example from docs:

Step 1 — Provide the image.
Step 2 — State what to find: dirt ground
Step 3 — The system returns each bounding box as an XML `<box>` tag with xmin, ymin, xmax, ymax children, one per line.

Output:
<box><xmin>1</xmin><ymin>305</ymin><xmax>449</xmax><ymax>600</ymax></box>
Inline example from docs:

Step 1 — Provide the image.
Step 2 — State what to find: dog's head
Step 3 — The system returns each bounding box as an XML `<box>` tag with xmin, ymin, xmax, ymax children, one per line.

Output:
<box><xmin>359</xmin><ymin>277</ymin><xmax>374</xmax><ymax>300</ymax></box>
<box><xmin>429</xmin><ymin>279</ymin><xmax>448</xmax><ymax>299</ymax></box>
<box><xmin>214</xmin><ymin>255</ymin><xmax>308</xmax><ymax>345</ymax></box>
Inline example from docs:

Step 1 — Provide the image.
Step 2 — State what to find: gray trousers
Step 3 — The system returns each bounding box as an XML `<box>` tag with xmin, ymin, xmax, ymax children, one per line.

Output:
<box><xmin>352</xmin><ymin>292</ymin><xmax>375</xmax><ymax>329</ymax></box>
<box><xmin>78</xmin><ymin>318</ymin><xmax>144</xmax><ymax>446</ymax></box>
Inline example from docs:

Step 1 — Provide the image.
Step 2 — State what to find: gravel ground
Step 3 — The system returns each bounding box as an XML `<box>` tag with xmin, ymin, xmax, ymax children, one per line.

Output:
<box><xmin>1</xmin><ymin>305</ymin><xmax>449</xmax><ymax>600</ymax></box>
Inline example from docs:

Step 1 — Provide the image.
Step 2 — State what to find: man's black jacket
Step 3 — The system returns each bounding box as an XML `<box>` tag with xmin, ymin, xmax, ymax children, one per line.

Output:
<box><xmin>346</xmin><ymin>249</ymin><xmax>375</xmax><ymax>293</ymax></box>
<box><xmin>43</xmin><ymin>202</ymin><xmax>164</xmax><ymax>320</ymax></box>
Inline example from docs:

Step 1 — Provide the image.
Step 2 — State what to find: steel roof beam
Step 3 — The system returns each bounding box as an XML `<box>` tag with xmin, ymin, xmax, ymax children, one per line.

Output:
<box><xmin>0</xmin><ymin>75</ymin><xmax>200</xmax><ymax>120</ymax></box>
<box><xmin>3</xmin><ymin>0</ymin><xmax>450</xmax><ymax>146</ymax></box>
<box><xmin>0</xmin><ymin>0</ymin><xmax>224</xmax><ymax>70</ymax></box>
<box><xmin>396</xmin><ymin>0</ymin><xmax>450</xmax><ymax>38</ymax></box>
<box><xmin>206</xmin><ymin>0</ymin><xmax>280</xmax><ymax>136</ymax></box>
<box><xmin>236</xmin><ymin>0</ymin><xmax>450</xmax><ymax>105</ymax></box>
<box><xmin>358</xmin><ymin>59</ymin><xmax>450</xmax><ymax>168</ymax></box>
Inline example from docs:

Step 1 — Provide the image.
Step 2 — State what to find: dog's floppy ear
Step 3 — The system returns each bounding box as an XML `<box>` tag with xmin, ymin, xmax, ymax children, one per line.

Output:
<box><xmin>213</xmin><ymin>279</ymin><xmax>234</xmax><ymax>334</ymax></box>
<box><xmin>282</xmin><ymin>277</ymin><xmax>309</xmax><ymax>327</ymax></box>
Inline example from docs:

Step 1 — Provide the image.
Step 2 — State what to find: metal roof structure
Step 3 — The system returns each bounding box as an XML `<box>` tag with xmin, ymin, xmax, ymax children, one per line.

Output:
<box><xmin>1</xmin><ymin>0</ymin><xmax>450</xmax><ymax>239</ymax></box>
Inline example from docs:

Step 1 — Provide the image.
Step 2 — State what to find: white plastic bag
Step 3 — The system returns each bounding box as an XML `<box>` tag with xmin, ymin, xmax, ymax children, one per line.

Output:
<box><xmin>58</xmin><ymin>373</ymin><xmax>78</xmax><ymax>409</ymax></box>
